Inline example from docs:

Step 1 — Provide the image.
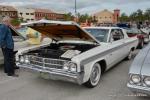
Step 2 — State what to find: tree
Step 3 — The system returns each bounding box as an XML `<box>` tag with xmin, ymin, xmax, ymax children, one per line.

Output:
<box><xmin>11</xmin><ymin>18</ymin><xmax>21</xmax><ymax>26</ymax></box>
<box><xmin>119</xmin><ymin>13</ymin><xmax>129</xmax><ymax>22</ymax></box>
<box><xmin>136</xmin><ymin>9</ymin><xmax>144</xmax><ymax>21</ymax></box>
<box><xmin>129</xmin><ymin>12</ymin><xmax>137</xmax><ymax>22</ymax></box>
<box><xmin>77</xmin><ymin>13</ymin><xmax>92</xmax><ymax>23</ymax></box>
<box><xmin>64</xmin><ymin>12</ymin><xmax>73</xmax><ymax>21</ymax></box>
<box><xmin>144</xmin><ymin>8</ymin><xmax>150</xmax><ymax>21</ymax></box>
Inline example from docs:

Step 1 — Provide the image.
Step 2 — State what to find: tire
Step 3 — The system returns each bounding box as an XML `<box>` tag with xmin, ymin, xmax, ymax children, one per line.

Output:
<box><xmin>138</xmin><ymin>40</ymin><xmax>144</xmax><ymax>49</ymax></box>
<box><xmin>125</xmin><ymin>50</ymin><xmax>133</xmax><ymax>60</ymax></box>
<box><xmin>83</xmin><ymin>63</ymin><xmax>101</xmax><ymax>88</ymax></box>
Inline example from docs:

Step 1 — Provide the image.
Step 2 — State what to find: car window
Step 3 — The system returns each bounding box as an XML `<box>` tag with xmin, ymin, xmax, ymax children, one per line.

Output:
<box><xmin>85</xmin><ymin>28</ymin><xmax>109</xmax><ymax>42</ymax></box>
<box><xmin>126</xmin><ymin>28</ymin><xmax>141</xmax><ymax>34</ymax></box>
<box><xmin>110</xmin><ymin>29</ymin><xmax>124</xmax><ymax>41</ymax></box>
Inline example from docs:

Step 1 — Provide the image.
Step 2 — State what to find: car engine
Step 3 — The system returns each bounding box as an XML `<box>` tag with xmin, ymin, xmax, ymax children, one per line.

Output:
<box><xmin>27</xmin><ymin>43</ymin><xmax>96</xmax><ymax>60</ymax></box>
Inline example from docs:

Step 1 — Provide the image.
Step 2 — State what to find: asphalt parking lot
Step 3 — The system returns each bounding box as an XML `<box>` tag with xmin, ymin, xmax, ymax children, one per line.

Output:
<box><xmin>0</xmin><ymin>49</ymin><xmax>149</xmax><ymax>100</ymax></box>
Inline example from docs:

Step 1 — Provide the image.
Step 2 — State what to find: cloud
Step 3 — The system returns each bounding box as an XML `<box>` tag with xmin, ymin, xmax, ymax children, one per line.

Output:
<box><xmin>0</xmin><ymin>0</ymin><xmax>150</xmax><ymax>15</ymax></box>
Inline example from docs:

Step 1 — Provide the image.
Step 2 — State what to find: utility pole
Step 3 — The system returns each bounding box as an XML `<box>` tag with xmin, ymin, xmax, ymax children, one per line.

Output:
<box><xmin>75</xmin><ymin>0</ymin><xmax>77</xmax><ymax>17</ymax></box>
<box><xmin>74</xmin><ymin>0</ymin><xmax>78</xmax><ymax>22</ymax></box>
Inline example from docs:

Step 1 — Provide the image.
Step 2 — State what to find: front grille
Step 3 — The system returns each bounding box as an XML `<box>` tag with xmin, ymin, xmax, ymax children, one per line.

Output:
<box><xmin>30</xmin><ymin>56</ymin><xmax>67</xmax><ymax>69</ymax></box>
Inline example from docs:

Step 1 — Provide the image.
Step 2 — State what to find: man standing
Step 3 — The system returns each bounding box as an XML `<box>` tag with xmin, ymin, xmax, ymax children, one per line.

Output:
<box><xmin>0</xmin><ymin>16</ymin><xmax>17</xmax><ymax>76</ymax></box>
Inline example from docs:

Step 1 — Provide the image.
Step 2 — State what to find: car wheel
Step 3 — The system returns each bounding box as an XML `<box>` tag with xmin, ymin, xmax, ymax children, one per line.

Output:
<box><xmin>126</xmin><ymin>50</ymin><xmax>133</xmax><ymax>60</ymax></box>
<box><xmin>84</xmin><ymin>63</ymin><xmax>101</xmax><ymax>88</ymax></box>
<box><xmin>138</xmin><ymin>40</ymin><xmax>144</xmax><ymax>49</ymax></box>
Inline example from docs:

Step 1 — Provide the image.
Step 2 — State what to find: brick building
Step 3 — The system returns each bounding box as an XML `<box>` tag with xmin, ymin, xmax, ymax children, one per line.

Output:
<box><xmin>35</xmin><ymin>8</ymin><xmax>64</xmax><ymax>21</ymax></box>
<box><xmin>0</xmin><ymin>5</ymin><xmax>18</xmax><ymax>19</ymax></box>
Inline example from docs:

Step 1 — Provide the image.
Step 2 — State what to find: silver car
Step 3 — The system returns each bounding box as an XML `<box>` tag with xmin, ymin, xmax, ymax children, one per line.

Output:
<box><xmin>127</xmin><ymin>43</ymin><xmax>150</xmax><ymax>95</ymax></box>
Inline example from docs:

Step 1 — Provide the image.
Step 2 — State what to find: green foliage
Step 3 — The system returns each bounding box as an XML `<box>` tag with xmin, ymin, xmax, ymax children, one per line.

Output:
<box><xmin>77</xmin><ymin>13</ymin><xmax>92</xmax><ymax>23</ymax></box>
<box><xmin>11</xmin><ymin>18</ymin><xmax>21</xmax><ymax>26</ymax></box>
<box><xmin>64</xmin><ymin>12</ymin><xmax>73</xmax><ymax>21</ymax></box>
<box><xmin>119</xmin><ymin>13</ymin><xmax>129</xmax><ymax>22</ymax></box>
<box><xmin>120</xmin><ymin>8</ymin><xmax>150</xmax><ymax>22</ymax></box>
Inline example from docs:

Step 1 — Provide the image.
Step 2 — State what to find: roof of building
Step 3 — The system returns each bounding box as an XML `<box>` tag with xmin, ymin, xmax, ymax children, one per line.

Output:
<box><xmin>34</xmin><ymin>8</ymin><xmax>54</xmax><ymax>13</ymax></box>
<box><xmin>0</xmin><ymin>5</ymin><xmax>17</xmax><ymax>11</ymax></box>
<box><xmin>94</xmin><ymin>9</ymin><xmax>113</xmax><ymax>16</ymax></box>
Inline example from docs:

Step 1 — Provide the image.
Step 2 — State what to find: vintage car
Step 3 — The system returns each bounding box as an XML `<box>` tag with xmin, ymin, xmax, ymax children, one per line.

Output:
<box><xmin>0</xmin><ymin>24</ymin><xmax>51</xmax><ymax>65</ymax></box>
<box><xmin>126</xmin><ymin>28</ymin><xmax>149</xmax><ymax>49</ymax></box>
<box><xmin>16</xmin><ymin>20</ymin><xmax>138</xmax><ymax>88</ymax></box>
<box><xmin>127</xmin><ymin>43</ymin><xmax>150</xmax><ymax>95</ymax></box>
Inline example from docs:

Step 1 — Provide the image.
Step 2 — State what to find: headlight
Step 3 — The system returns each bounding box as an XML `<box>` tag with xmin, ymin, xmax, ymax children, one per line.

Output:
<box><xmin>144</xmin><ymin>77</ymin><xmax>150</xmax><ymax>87</ymax></box>
<box><xmin>63</xmin><ymin>62</ymin><xmax>77</xmax><ymax>72</ymax></box>
<box><xmin>20</xmin><ymin>56</ymin><xmax>25</xmax><ymax>63</ymax></box>
<box><xmin>24</xmin><ymin>55</ymin><xmax>30</xmax><ymax>64</ymax></box>
<box><xmin>69</xmin><ymin>62</ymin><xmax>77</xmax><ymax>72</ymax></box>
<box><xmin>130</xmin><ymin>74</ymin><xmax>141</xmax><ymax>84</ymax></box>
<box><xmin>63</xmin><ymin>62</ymin><xmax>70</xmax><ymax>71</ymax></box>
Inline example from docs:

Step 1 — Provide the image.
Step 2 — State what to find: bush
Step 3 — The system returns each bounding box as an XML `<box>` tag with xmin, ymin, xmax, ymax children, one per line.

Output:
<box><xmin>11</xmin><ymin>18</ymin><xmax>21</xmax><ymax>26</ymax></box>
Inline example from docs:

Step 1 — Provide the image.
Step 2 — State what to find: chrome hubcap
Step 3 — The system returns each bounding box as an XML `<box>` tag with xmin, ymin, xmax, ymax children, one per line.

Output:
<box><xmin>90</xmin><ymin>64</ymin><xmax>101</xmax><ymax>85</ymax></box>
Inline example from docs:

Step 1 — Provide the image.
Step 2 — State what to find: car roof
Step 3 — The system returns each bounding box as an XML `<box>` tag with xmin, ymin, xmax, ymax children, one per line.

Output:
<box><xmin>83</xmin><ymin>26</ymin><xmax>122</xmax><ymax>30</ymax></box>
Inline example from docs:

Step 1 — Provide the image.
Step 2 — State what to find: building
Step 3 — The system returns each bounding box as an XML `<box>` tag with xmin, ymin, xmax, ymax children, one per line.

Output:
<box><xmin>16</xmin><ymin>7</ymin><xmax>35</xmax><ymax>22</ymax></box>
<box><xmin>0</xmin><ymin>5</ymin><xmax>18</xmax><ymax>19</ymax></box>
<box><xmin>35</xmin><ymin>8</ymin><xmax>64</xmax><ymax>21</ymax></box>
<box><xmin>0</xmin><ymin>5</ymin><xmax>65</xmax><ymax>22</ymax></box>
<box><xmin>55</xmin><ymin>13</ymin><xmax>65</xmax><ymax>21</ymax></box>
<box><xmin>93</xmin><ymin>9</ymin><xmax>120</xmax><ymax>25</ymax></box>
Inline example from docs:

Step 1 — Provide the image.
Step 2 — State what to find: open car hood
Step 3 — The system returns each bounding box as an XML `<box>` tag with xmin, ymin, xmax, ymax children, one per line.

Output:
<box><xmin>25</xmin><ymin>19</ymin><xmax>100</xmax><ymax>44</ymax></box>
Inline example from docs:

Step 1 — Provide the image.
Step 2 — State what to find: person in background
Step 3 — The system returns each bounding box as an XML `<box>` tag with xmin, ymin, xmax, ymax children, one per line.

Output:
<box><xmin>0</xmin><ymin>16</ymin><xmax>18</xmax><ymax>77</ymax></box>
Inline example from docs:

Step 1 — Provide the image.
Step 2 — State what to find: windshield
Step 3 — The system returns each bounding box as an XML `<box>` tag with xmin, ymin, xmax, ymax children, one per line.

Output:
<box><xmin>85</xmin><ymin>28</ymin><xmax>109</xmax><ymax>42</ymax></box>
<box><xmin>16</xmin><ymin>26</ymin><xmax>28</xmax><ymax>38</ymax></box>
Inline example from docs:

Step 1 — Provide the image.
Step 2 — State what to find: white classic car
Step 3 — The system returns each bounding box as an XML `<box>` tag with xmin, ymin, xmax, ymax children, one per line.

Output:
<box><xmin>16</xmin><ymin>20</ymin><xmax>138</xmax><ymax>88</ymax></box>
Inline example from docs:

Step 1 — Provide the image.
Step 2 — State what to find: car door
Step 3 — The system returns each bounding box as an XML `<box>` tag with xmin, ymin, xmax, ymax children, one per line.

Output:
<box><xmin>106</xmin><ymin>29</ymin><xmax>126</xmax><ymax>69</ymax></box>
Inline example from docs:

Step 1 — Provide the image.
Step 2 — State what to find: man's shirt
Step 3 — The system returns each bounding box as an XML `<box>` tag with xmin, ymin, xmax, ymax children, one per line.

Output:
<box><xmin>0</xmin><ymin>24</ymin><xmax>14</xmax><ymax>49</ymax></box>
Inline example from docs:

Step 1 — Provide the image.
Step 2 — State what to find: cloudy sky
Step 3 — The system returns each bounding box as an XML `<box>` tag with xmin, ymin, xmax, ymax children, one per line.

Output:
<box><xmin>0</xmin><ymin>0</ymin><xmax>150</xmax><ymax>15</ymax></box>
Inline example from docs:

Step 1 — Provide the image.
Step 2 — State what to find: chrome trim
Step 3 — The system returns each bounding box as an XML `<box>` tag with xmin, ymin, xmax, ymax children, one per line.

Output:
<box><xmin>29</xmin><ymin>55</ymin><xmax>69</xmax><ymax>69</ymax></box>
<box><xmin>17</xmin><ymin>64</ymin><xmax>83</xmax><ymax>84</ymax></box>
<box><xmin>127</xmin><ymin>83</ymin><xmax>150</xmax><ymax>95</ymax></box>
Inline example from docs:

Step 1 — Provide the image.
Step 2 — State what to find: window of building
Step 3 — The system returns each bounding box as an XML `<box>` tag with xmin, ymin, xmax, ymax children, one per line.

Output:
<box><xmin>30</xmin><ymin>13</ymin><xmax>34</xmax><ymax>15</ymax></box>
<box><xmin>13</xmin><ymin>12</ymin><xmax>16</xmax><ymax>16</ymax></box>
<box><xmin>26</xmin><ymin>13</ymin><xmax>29</xmax><ymax>15</ymax></box>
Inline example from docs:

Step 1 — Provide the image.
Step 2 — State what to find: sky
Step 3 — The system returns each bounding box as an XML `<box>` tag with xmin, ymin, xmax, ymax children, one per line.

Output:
<box><xmin>0</xmin><ymin>0</ymin><xmax>150</xmax><ymax>15</ymax></box>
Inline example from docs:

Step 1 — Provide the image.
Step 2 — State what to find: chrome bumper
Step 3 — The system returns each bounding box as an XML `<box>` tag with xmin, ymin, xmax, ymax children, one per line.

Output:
<box><xmin>127</xmin><ymin>83</ymin><xmax>150</xmax><ymax>95</ymax></box>
<box><xmin>17</xmin><ymin>64</ymin><xmax>84</xmax><ymax>85</ymax></box>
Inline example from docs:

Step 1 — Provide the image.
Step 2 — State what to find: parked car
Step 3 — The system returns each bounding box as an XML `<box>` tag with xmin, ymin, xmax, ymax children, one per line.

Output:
<box><xmin>127</xmin><ymin>43</ymin><xmax>150</xmax><ymax>95</ymax></box>
<box><xmin>16</xmin><ymin>20</ymin><xmax>138</xmax><ymax>88</ymax></box>
<box><xmin>0</xmin><ymin>24</ymin><xmax>51</xmax><ymax>65</ymax></box>
<box><xmin>126</xmin><ymin>28</ymin><xmax>149</xmax><ymax>49</ymax></box>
